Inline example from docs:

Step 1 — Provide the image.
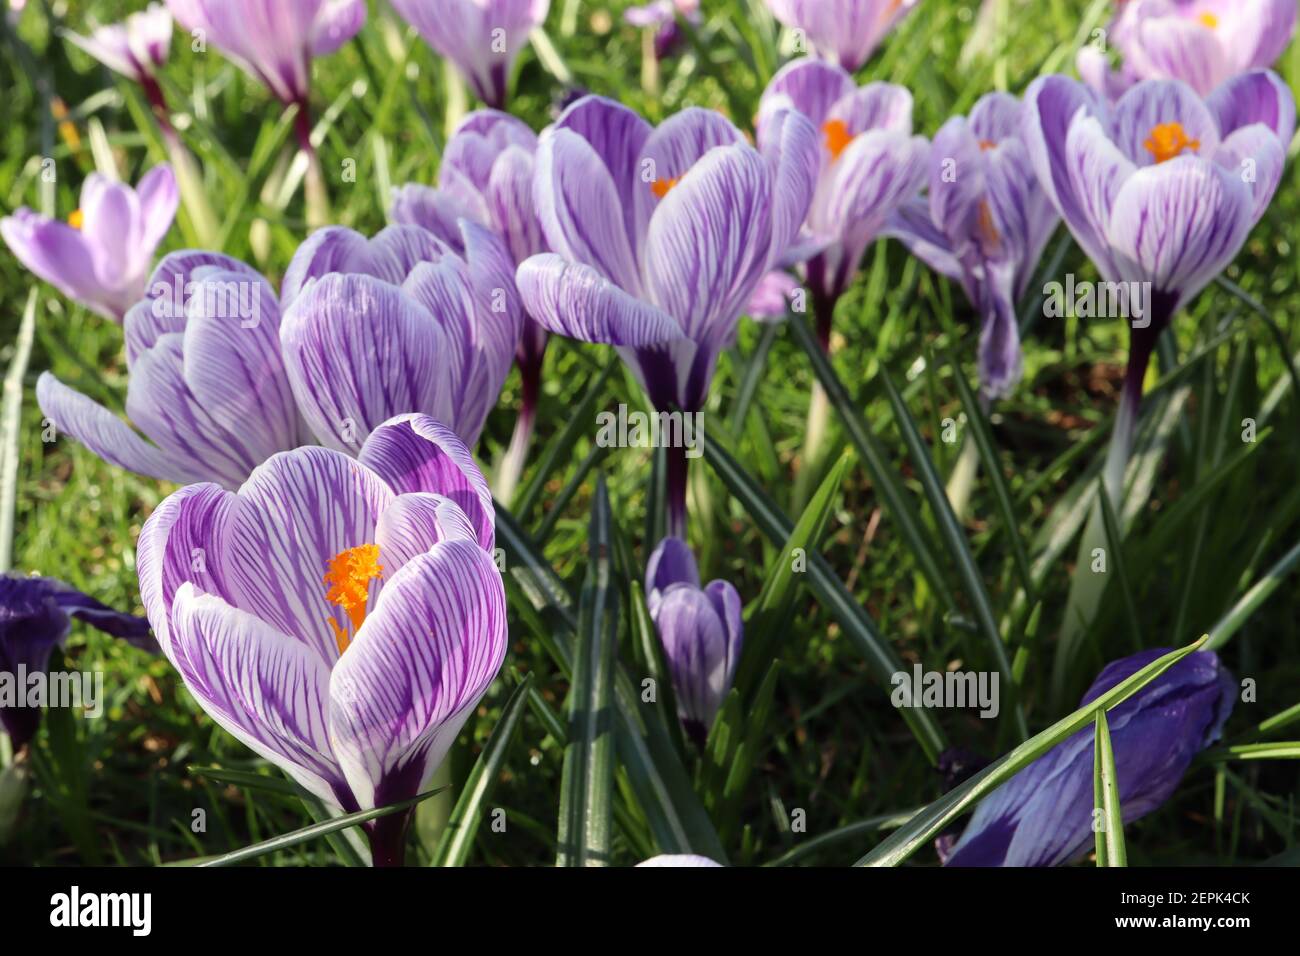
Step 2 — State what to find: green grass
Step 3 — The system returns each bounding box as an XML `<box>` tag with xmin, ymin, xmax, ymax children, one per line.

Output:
<box><xmin>2</xmin><ymin>0</ymin><xmax>1299</xmax><ymax>866</ymax></box>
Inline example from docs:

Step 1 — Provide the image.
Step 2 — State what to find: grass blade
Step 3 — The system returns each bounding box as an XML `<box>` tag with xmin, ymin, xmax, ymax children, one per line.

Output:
<box><xmin>557</xmin><ymin>479</ymin><xmax>618</xmax><ymax>866</ymax></box>
<box><xmin>433</xmin><ymin>673</ymin><xmax>535</xmax><ymax>867</ymax></box>
<box><xmin>856</xmin><ymin>638</ymin><xmax>1206</xmax><ymax>866</ymax></box>
<box><xmin>0</xmin><ymin>290</ymin><xmax>37</xmax><ymax>573</ymax></box>
<box><xmin>1092</xmin><ymin>710</ymin><xmax>1126</xmax><ymax>866</ymax></box>
<box><xmin>1205</xmin><ymin>536</ymin><xmax>1300</xmax><ymax>651</ymax></box>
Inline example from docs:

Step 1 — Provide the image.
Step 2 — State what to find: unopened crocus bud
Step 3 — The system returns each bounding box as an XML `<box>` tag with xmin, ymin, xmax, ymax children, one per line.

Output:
<box><xmin>946</xmin><ymin>648</ymin><xmax>1236</xmax><ymax>867</ymax></box>
<box><xmin>645</xmin><ymin>537</ymin><xmax>743</xmax><ymax>746</ymax></box>
<box><xmin>63</xmin><ymin>2</ymin><xmax>172</xmax><ymax>85</ymax></box>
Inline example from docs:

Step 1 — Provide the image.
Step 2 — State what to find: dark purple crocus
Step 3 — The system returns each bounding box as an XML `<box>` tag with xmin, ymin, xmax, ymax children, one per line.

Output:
<box><xmin>137</xmin><ymin>415</ymin><xmax>506</xmax><ymax>865</ymax></box>
<box><xmin>886</xmin><ymin>91</ymin><xmax>1059</xmax><ymax>399</ymax></box>
<box><xmin>764</xmin><ymin>0</ymin><xmax>921</xmax><ymax>72</ymax></box>
<box><xmin>946</xmin><ymin>648</ymin><xmax>1235</xmax><ymax>867</ymax></box>
<box><xmin>0</xmin><ymin>574</ymin><xmax>153</xmax><ymax>750</ymax></box>
<box><xmin>645</xmin><ymin>537</ymin><xmax>743</xmax><ymax>748</ymax></box>
<box><xmin>1078</xmin><ymin>0</ymin><xmax>1297</xmax><ymax>100</ymax></box>
<box><xmin>2</xmin><ymin>165</ymin><xmax>178</xmax><ymax>322</ymax></box>
<box><xmin>1022</xmin><ymin>70</ymin><xmax>1292</xmax><ymax>499</ymax></box>
<box><xmin>389</xmin><ymin>0</ymin><xmax>550</xmax><ymax>109</ymax></box>
<box><xmin>390</xmin><ymin>110</ymin><xmax>547</xmax><ymax>500</ymax></box>
<box><xmin>515</xmin><ymin>95</ymin><xmax>819</xmax><ymax>535</ymax></box>
<box><xmin>756</xmin><ymin>57</ymin><xmax>928</xmax><ymax>349</ymax></box>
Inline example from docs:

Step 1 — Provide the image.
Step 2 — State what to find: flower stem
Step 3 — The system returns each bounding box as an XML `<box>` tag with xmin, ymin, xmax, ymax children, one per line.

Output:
<box><xmin>665</xmin><ymin>441</ymin><xmax>689</xmax><ymax>541</ymax></box>
<box><xmin>294</xmin><ymin>102</ymin><xmax>330</xmax><ymax>229</ymax></box>
<box><xmin>793</xmin><ymin>289</ymin><xmax>839</xmax><ymax>510</ymax></box>
<box><xmin>493</xmin><ymin>357</ymin><xmax>541</xmax><ymax>505</ymax></box>
<box><xmin>367</xmin><ymin>810</ymin><xmax>411</xmax><ymax>868</ymax></box>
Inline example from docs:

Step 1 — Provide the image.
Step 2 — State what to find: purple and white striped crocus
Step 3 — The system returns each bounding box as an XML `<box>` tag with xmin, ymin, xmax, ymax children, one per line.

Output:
<box><xmin>515</xmin><ymin>95</ymin><xmax>819</xmax><ymax>535</ymax></box>
<box><xmin>2</xmin><ymin>165</ymin><xmax>178</xmax><ymax>321</ymax></box>
<box><xmin>756</xmin><ymin>58</ymin><xmax>928</xmax><ymax>348</ymax></box>
<box><xmin>946</xmin><ymin>648</ymin><xmax>1235</xmax><ymax>866</ymax></box>
<box><xmin>391</xmin><ymin>110</ymin><xmax>547</xmax><ymax>499</ymax></box>
<box><xmin>63</xmin><ymin>2</ymin><xmax>172</xmax><ymax>86</ymax></box>
<box><xmin>1022</xmin><ymin>70</ymin><xmax>1293</xmax><ymax>499</ymax></box>
<box><xmin>765</xmin><ymin>0</ymin><xmax>921</xmax><ymax>72</ymax></box>
<box><xmin>1</xmin><ymin>574</ymin><xmax>153</xmax><ymax>750</ymax></box>
<box><xmin>389</xmin><ymin>0</ymin><xmax>551</xmax><ymax>109</ymax></box>
<box><xmin>137</xmin><ymin>415</ymin><xmax>506</xmax><ymax>866</ymax></box>
<box><xmin>37</xmin><ymin>251</ymin><xmax>304</xmax><ymax>488</ymax></box>
<box><xmin>645</xmin><ymin>537</ymin><xmax>743</xmax><ymax>748</ymax></box>
<box><xmin>279</xmin><ymin>221</ymin><xmax>523</xmax><ymax>452</ymax></box>
<box><xmin>1078</xmin><ymin>0</ymin><xmax>1298</xmax><ymax>101</ymax></box>
<box><xmin>886</xmin><ymin>91</ymin><xmax>1059</xmax><ymax>399</ymax></box>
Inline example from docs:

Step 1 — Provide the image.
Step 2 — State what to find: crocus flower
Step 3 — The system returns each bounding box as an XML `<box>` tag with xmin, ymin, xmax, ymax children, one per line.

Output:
<box><xmin>1</xmin><ymin>574</ymin><xmax>153</xmax><ymax>750</ymax></box>
<box><xmin>645</xmin><ymin>537</ymin><xmax>743</xmax><ymax>747</ymax></box>
<box><xmin>886</xmin><ymin>91</ymin><xmax>1059</xmax><ymax>398</ymax></box>
<box><xmin>1078</xmin><ymin>0</ymin><xmax>1298</xmax><ymax>100</ymax></box>
<box><xmin>279</xmin><ymin>222</ymin><xmax>522</xmax><ymax>451</ymax></box>
<box><xmin>390</xmin><ymin>110</ymin><xmax>547</xmax><ymax>499</ymax></box>
<box><xmin>389</xmin><ymin>0</ymin><xmax>551</xmax><ymax>109</ymax></box>
<box><xmin>63</xmin><ymin>2</ymin><xmax>172</xmax><ymax>85</ymax></box>
<box><xmin>746</xmin><ymin>270</ymin><xmax>802</xmax><ymax>322</ymax></box>
<box><xmin>165</xmin><ymin>0</ymin><xmax>365</xmax><ymax>108</ymax></box>
<box><xmin>637</xmin><ymin>854</ymin><xmax>723</xmax><ymax>866</ymax></box>
<box><xmin>516</xmin><ymin>95</ymin><xmax>819</xmax><ymax>534</ymax></box>
<box><xmin>946</xmin><ymin>648</ymin><xmax>1235</xmax><ymax>867</ymax></box>
<box><xmin>625</xmin><ymin>0</ymin><xmax>700</xmax><ymax>59</ymax></box>
<box><xmin>38</xmin><ymin>251</ymin><xmax>304</xmax><ymax>488</ymax></box>
<box><xmin>756</xmin><ymin>58</ymin><xmax>928</xmax><ymax>348</ymax></box>
<box><xmin>1021</xmin><ymin>70</ymin><xmax>1292</xmax><ymax>498</ymax></box>
<box><xmin>2</xmin><ymin>165</ymin><xmax>178</xmax><ymax>321</ymax></box>
<box><xmin>765</xmin><ymin>0</ymin><xmax>921</xmax><ymax>72</ymax></box>
<box><xmin>137</xmin><ymin>415</ymin><xmax>505</xmax><ymax>866</ymax></box>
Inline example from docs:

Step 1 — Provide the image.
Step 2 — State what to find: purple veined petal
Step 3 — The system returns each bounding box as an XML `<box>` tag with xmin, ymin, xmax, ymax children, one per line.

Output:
<box><xmin>1022</xmin><ymin>74</ymin><xmax>1114</xmax><ymax>271</ymax></box>
<box><xmin>1206</xmin><ymin>69</ymin><xmax>1296</xmax><ymax>145</ymax></box>
<box><xmin>551</xmin><ymin>94</ymin><xmax>654</xmax><ymax>255</ymax></box>
<box><xmin>1216</xmin><ymin>0</ymin><xmax>1298</xmax><ymax>75</ymax></box>
<box><xmin>45</xmin><ymin>578</ymin><xmax>154</xmax><ymax>648</ymax></box>
<box><xmin>883</xmin><ymin>197</ymin><xmax>964</xmax><ymax>282</ymax></box>
<box><xmin>1111</xmin><ymin>78</ymin><xmax>1222</xmax><ymax>167</ymax></box>
<box><xmin>628</xmin><ymin>336</ymin><xmax>708</xmax><ymax>413</ymax></box>
<box><xmin>79</xmin><ymin>174</ymin><xmax>144</xmax><ymax>292</ymax></box>
<box><xmin>222</xmin><ymin>446</ymin><xmax>394</xmax><ymax>664</ymax></box>
<box><xmin>170</xmin><ymin>583</ymin><xmax>349</xmax><ymax>808</ymax></box>
<box><xmin>757</xmin><ymin>57</ymin><xmax>857</xmax><ymax>135</ymax></box>
<box><xmin>823</xmin><ymin>130</ymin><xmax>928</xmax><ymax>249</ymax></box>
<box><xmin>1</xmin><ymin>210</ymin><xmax>116</xmax><ymax>320</ymax></box>
<box><xmin>766</xmin><ymin>0</ymin><xmax>919</xmax><ymax>72</ymax></box>
<box><xmin>704</xmin><ymin>578</ymin><xmax>743</xmax><ymax>684</ymax></box>
<box><xmin>1213</xmin><ymin>125</ymin><xmax>1286</xmax><ymax>221</ymax></box>
<box><xmin>328</xmin><ymin>539</ymin><xmax>507</xmax><ymax>809</ymax></box>
<box><xmin>644</xmin><ymin>535</ymin><xmax>699</xmax><ymax>615</ymax></box>
<box><xmin>137</xmin><ymin>481</ymin><xmax>236</xmax><ymax>661</ymax></box>
<box><xmin>367</xmin><ymin>224</ymin><xmax>453</xmax><ymax>286</ymax></box>
<box><xmin>976</xmin><ymin>260</ymin><xmax>1024</xmax><ymax>400</ymax></box>
<box><xmin>759</xmin><ymin>109</ymin><xmax>821</xmax><ymax>271</ymax></box>
<box><xmin>653</xmin><ymin>583</ymin><xmax>732</xmax><ymax>730</ymax></box>
<box><xmin>746</xmin><ymin>269</ymin><xmax>801</xmax><ymax>322</ymax></box>
<box><xmin>928</xmin><ymin>116</ymin><xmax>986</xmax><ymax>252</ymax></box>
<box><xmin>280</xmin><ymin>226</ymin><xmax>374</xmax><ymax>305</ymax></box>
<box><xmin>35</xmin><ymin>371</ymin><xmax>194</xmax><ymax>484</ymax></box>
<box><xmin>1128</xmin><ymin>16</ymin><xmax>1229</xmax><ymax>96</ymax></box>
<box><xmin>444</xmin><ymin>109</ymin><xmax>539</xmax><ymax>191</ymax></box>
<box><xmin>389</xmin><ymin>184</ymin><xmax>480</xmax><ymax>250</ymax></box>
<box><xmin>309</xmin><ymin>0</ymin><xmax>366</xmax><ymax>56</ymax></box>
<box><xmin>127</xmin><ymin>250</ymin><xmax>264</xmax><ymax>363</ymax></box>
<box><xmin>62</xmin><ymin>21</ymin><xmax>143</xmax><ymax>81</ymax></box>
<box><xmin>485</xmin><ymin>145</ymin><xmax>545</xmax><ymax>265</ymax></box>
<box><xmin>968</xmin><ymin>91</ymin><xmax>1023</xmax><ymax>144</ymax></box>
<box><xmin>1105</xmin><ymin>156</ymin><xmax>1254</xmax><ymax>309</ymax></box>
<box><xmin>534</xmin><ymin>128</ymin><xmax>643</xmax><ymax>295</ymax></box>
<box><xmin>126</xmin><ymin>336</ymin><xmax>266</xmax><ymax>488</ymax></box>
<box><xmin>134</xmin><ymin>165</ymin><xmax>179</xmax><ymax>255</ymax></box>
<box><xmin>1060</xmin><ymin>113</ymin><xmax>1136</xmax><ymax>283</ymax></box>
<box><xmin>357</xmin><ymin>414</ymin><xmax>495</xmax><ymax>553</ymax></box>
<box><xmin>826</xmin><ymin>81</ymin><xmax>916</xmax><ymax>137</ymax></box>
<box><xmin>633</xmin><ymin>108</ymin><xmax>747</xmax><ymax>257</ymax></box>
<box><xmin>280</xmin><ymin>273</ymin><xmax>451</xmax><ymax>454</ymax></box>
<box><xmin>375</xmin><ymin>492</ymin><xmax>479</xmax><ymax>572</ymax></box>
<box><xmin>516</xmin><ymin>253</ymin><xmax>683</xmax><ymax>346</ymax></box>
<box><xmin>636</xmin><ymin>854</ymin><xmax>723</xmax><ymax>867</ymax></box>
<box><xmin>458</xmin><ymin>218</ymin><xmax>525</xmax><ymax>359</ymax></box>
<box><xmin>643</xmin><ymin>143</ymin><xmax>774</xmax><ymax>342</ymax></box>
<box><xmin>1076</xmin><ymin>46</ymin><xmax>1136</xmax><ymax>103</ymax></box>
<box><xmin>181</xmin><ymin>270</ymin><xmax>301</xmax><ymax>461</ymax></box>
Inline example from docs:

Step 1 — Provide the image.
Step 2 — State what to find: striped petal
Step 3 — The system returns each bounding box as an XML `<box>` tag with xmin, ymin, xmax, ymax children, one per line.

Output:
<box><xmin>516</xmin><ymin>254</ymin><xmax>683</xmax><ymax>346</ymax></box>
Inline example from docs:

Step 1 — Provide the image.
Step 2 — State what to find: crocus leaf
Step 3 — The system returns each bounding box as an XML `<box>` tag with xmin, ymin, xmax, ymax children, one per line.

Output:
<box><xmin>1092</xmin><ymin>710</ymin><xmax>1126</xmax><ymax>866</ymax></box>
<box><xmin>434</xmin><ymin>673</ymin><xmax>534</xmax><ymax>867</ymax></box>
<box><xmin>557</xmin><ymin>478</ymin><xmax>618</xmax><ymax>867</ymax></box>
<box><xmin>855</xmin><ymin>638</ymin><xmax>1206</xmax><ymax>866</ymax></box>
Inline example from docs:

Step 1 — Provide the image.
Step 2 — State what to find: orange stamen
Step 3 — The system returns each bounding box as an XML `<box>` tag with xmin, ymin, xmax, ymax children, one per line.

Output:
<box><xmin>979</xmin><ymin>139</ymin><xmax>997</xmax><ymax>151</ymax></box>
<box><xmin>1143</xmin><ymin>122</ymin><xmax>1200</xmax><ymax>164</ymax></box>
<box><xmin>976</xmin><ymin>200</ymin><xmax>1001</xmax><ymax>250</ymax></box>
<box><xmin>68</xmin><ymin>209</ymin><xmax>84</xmax><ymax>230</ymax></box>
<box><xmin>323</xmin><ymin>544</ymin><xmax>383</xmax><ymax>654</ymax></box>
<box><xmin>651</xmin><ymin>177</ymin><xmax>679</xmax><ymax>199</ymax></box>
<box><xmin>1197</xmin><ymin>12</ymin><xmax>1218</xmax><ymax>28</ymax></box>
<box><xmin>822</xmin><ymin>119</ymin><xmax>855</xmax><ymax>161</ymax></box>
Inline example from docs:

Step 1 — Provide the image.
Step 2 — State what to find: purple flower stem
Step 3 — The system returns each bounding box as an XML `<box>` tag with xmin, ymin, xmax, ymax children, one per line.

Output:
<box><xmin>665</xmin><ymin>441</ymin><xmax>690</xmax><ymax>541</ymax></box>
